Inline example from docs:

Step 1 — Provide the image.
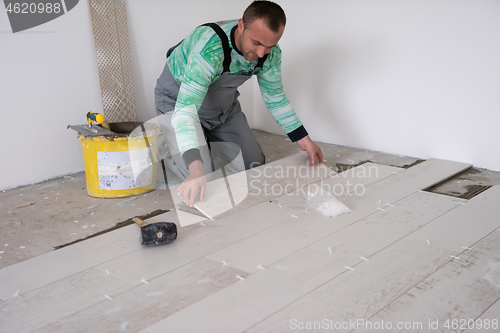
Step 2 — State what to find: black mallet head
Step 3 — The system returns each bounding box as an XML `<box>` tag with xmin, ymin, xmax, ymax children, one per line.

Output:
<box><xmin>133</xmin><ymin>218</ymin><xmax>177</xmax><ymax>246</ymax></box>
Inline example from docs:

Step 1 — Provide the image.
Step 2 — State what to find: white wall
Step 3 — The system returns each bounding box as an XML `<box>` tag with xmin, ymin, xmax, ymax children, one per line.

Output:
<box><xmin>254</xmin><ymin>0</ymin><xmax>500</xmax><ymax>171</ymax></box>
<box><xmin>0</xmin><ymin>2</ymin><xmax>101</xmax><ymax>190</ymax></box>
<box><xmin>0</xmin><ymin>0</ymin><xmax>252</xmax><ymax>190</ymax></box>
<box><xmin>125</xmin><ymin>0</ymin><xmax>254</xmax><ymax>123</ymax></box>
<box><xmin>1</xmin><ymin>0</ymin><xmax>499</xmax><ymax>190</ymax></box>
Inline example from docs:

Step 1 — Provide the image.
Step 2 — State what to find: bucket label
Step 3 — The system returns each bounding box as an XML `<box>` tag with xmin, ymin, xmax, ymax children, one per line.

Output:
<box><xmin>97</xmin><ymin>148</ymin><xmax>153</xmax><ymax>190</ymax></box>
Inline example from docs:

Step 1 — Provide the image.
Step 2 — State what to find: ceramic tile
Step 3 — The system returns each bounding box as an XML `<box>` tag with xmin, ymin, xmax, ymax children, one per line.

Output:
<box><xmin>0</xmin><ymin>268</ymin><xmax>133</xmax><ymax>330</ymax></box>
<box><xmin>93</xmin><ymin>200</ymin><xmax>301</xmax><ymax>285</ymax></box>
<box><xmin>36</xmin><ymin>258</ymin><xmax>247</xmax><ymax>333</ymax></box>
<box><xmin>406</xmin><ymin>186</ymin><xmax>500</xmax><ymax>252</ymax></box>
<box><xmin>205</xmin><ymin>160</ymin><xmax>467</xmax><ymax>274</ymax></box>
<box><xmin>246</xmin><ymin>240</ymin><xmax>452</xmax><ymax>333</ymax></box>
<box><xmin>367</xmin><ymin>228</ymin><xmax>500</xmax><ymax>333</ymax></box>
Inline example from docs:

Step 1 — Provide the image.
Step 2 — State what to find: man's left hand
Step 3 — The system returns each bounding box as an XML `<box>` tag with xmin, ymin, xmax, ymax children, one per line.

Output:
<box><xmin>296</xmin><ymin>135</ymin><xmax>323</xmax><ymax>166</ymax></box>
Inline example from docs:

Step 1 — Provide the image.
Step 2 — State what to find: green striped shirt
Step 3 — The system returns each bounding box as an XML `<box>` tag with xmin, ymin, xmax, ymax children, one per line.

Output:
<box><xmin>168</xmin><ymin>20</ymin><xmax>303</xmax><ymax>155</ymax></box>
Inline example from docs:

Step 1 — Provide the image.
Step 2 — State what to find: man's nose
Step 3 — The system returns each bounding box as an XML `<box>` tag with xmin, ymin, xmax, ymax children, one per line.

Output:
<box><xmin>256</xmin><ymin>46</ymin><xmax>266</xmax><ymax>58</ymax></box>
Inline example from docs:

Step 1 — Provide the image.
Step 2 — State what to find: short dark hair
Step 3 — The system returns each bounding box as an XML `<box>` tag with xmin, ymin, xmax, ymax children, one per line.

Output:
<box><xmin>242</xmin><ymin>1</ymin><xmax>286</xmax><ymax>33</ymax></box>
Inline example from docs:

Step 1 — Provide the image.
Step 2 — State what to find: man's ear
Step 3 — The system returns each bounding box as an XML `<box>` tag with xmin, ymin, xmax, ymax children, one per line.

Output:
<box><xmin>238</xmin><ymin>18</ymin><xmax>245</xmax><ymax>32</ymax></box>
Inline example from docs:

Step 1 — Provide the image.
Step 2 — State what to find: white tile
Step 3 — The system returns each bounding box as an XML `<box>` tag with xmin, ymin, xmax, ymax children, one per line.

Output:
<box><xmin>93</xmin><ymin>200</ymin><xmax>302</xmax><ymax>285</ymax></box>
<box><xmin>0</xmin><ymin>268</ymin><xmax>133</xmax><ymax>330</ymax></box>
<box><xmin>247</xmin><ymin>240</ymin><xmax>452</xmax><ymax>333</ymax></box>
<box><xmin>367</xmin><ymin>228</ymin><xmax>500</xmax><ymax>333</ymax></box>
<box><xmin>37</xmin><ymin>258</ymin><xmax>248</xmax><ymax>333</ymax></box>
<box><xmin>308</xmin><ymin>191</ymin><xmax>463</xmax><ymax>257</ymax></box>
<box><xmin>405</xmin><ymin>185</ymin><xmax>500</xmax><ymax>252</ymax></box>
<box><xmin>140</xmin><ymin>185</ymin><xmax>464</xmax><ymax>332</ymax></box>
<box><xmin>205</xmin><ymin>161</ymin><xmax>466</xmax><ymax>274</ymax></box>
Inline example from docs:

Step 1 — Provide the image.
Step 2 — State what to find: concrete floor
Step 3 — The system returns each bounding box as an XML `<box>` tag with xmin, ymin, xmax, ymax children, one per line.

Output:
<box><xmin>0</xmin><ymin>130</ymin><xmax>498</xmax><ymax>270</ymax></box>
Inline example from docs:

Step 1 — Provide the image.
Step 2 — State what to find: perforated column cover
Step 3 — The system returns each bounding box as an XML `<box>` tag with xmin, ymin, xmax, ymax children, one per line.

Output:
<box><xmin>88</xmin><ymin>0</ymin><xmax>138</xmax><ymax>122</ymax></box>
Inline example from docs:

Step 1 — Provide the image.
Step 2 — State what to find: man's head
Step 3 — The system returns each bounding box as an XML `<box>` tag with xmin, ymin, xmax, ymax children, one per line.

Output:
<box><xmin>242</xmin><ymin>0</ymin><xmax>286</xmax><ymax>33</ymax></box>
<box><xmin>235</xmin><ymin>1</ymin><xmax>286</xmax><ymax>62</ymax></box>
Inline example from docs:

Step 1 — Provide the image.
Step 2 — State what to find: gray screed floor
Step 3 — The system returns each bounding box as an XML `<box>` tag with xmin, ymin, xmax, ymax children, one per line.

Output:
<box><xmin>1</xmin><ymin>130</ymin><xmax>500</xmax><ymax>332</ymax></box>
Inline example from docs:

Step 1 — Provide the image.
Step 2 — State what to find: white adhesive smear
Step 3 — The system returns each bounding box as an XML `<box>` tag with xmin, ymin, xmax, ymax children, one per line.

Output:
<box><xmin>119</xmin><ymin>321</ymin><xmax>129</xmax><ymax>331</ymax></box>
<box><xmin>307</xmin><ymin>184</ymin><xmax>351</xmax><ymax>217</ymax></box>
<box><xmin>483</xmin><ymin>261</ymin><xmax>500</xmax><ymax>288</ymax></box>
<box><xmin>105</xmin><ymin>306</ymin><xmax>122</xmax><ymax>315</ymax></box>
<box><xmin>146</xmin><ymin>291</ymin><xmax>167</xmax><ymax>297</ymax></box>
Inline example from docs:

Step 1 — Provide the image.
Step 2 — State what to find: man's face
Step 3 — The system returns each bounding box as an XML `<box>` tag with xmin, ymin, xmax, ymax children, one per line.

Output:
<box><xmin>236</xmin><ymin>18</ymin><xmax>284</xmax><ymax>62</ymax></box>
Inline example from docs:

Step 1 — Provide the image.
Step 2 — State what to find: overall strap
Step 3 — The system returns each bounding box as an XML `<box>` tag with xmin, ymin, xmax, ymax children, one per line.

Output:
<box><xmin>199</xmin><ymin>23</ymin><xmax>231</xmax><ymax>73</ymax></box>
<box><xmin>167</xmin><ymin>39</ymin><xmax>183</xmax><ymax>58</ymax></box>
<box><xmin>167</xmin><ymin>23</ymin><xmax>267</xmax><ymax>73</ymax></box>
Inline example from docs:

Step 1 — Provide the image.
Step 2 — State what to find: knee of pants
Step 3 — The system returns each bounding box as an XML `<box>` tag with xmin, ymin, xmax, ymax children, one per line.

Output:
<box><xmin>244</xmin><ymin>150</ymin><xmax>265</xmax><ymax>170</ymax></box>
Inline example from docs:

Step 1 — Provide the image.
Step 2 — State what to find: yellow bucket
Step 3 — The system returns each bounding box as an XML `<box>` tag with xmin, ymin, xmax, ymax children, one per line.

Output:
<box><xmin>79</xmin><ymin>122</ymin><xmax>159</xmax><ymax>198</ymax></box>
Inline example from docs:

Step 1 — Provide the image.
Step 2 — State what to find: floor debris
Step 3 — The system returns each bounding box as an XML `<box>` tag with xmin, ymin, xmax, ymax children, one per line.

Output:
<box><xmin>119</xmin><ymin>321</ymin><xmax>129</xmax><ymax>331</ymax></box>
<box><xmin>116</xmin><ymin>196</ymin><xmax>138</xmax><ymax>207</ymax></box>
<box><xmin>146</xmin><ymin>291</ymin><xmax>166</xmax><ymax>296</ymax></box>
<box><xmin>105</xmin><ymin>306</ymin><xmax>121</xmax><ymax>314</ymax></box>
<box><xmin>14</xmin><ymin>202</ymin><xmax>34</xmax><ymax>209</ymax></box>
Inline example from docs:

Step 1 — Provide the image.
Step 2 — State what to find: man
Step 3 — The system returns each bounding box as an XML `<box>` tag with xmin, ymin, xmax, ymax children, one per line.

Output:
<box><xmin>155</xmin><ymin>0</ymin><xmax>323</xmax><ymax>207</ymax></box>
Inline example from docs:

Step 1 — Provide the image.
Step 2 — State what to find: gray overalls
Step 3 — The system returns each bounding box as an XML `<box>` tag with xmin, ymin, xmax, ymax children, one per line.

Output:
<box><xmin>154</xmin><ymin>23</ymin><xmax>267</xmax><ymax>180</ymax></box>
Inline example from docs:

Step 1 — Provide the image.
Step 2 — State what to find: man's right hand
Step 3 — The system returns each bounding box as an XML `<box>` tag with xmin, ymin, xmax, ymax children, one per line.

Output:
<box><xmin>177</xmin><ymin>160</ymin><xmax>206</xmax><ymax>207</ymax></box>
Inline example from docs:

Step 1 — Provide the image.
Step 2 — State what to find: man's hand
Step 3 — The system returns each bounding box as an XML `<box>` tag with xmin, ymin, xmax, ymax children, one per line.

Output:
<box><xmin>296</xmin><ymin>135</ymin><xmax>323</xmax><ymax>166</ymax></box>
<box><xmin>177</xmin><ymin>160</ymin><xmax>206</xmax><ymax>207</ymax></box>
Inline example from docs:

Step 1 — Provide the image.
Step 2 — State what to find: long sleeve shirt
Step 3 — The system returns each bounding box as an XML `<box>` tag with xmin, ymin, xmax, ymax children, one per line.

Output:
<box><xmin>167</xmin><ymin>19</ymin><xmax>307</xmax><ymax>157</ymax></box>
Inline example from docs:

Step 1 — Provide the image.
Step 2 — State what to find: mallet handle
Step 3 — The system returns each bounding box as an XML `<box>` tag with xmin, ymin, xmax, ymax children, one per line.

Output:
<box><xmin>132</xmin><ymin>217</ymin><xmax>148</xmax><ymax>227</ymax></box>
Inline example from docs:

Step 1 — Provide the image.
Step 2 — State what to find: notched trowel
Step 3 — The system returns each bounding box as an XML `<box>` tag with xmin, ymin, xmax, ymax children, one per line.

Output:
<box><xmin>177</xmin><ymin>202</ymin><xmax>209</xmax><ymax>218</ymax></box>
<box><xmin>132</xmin><ymin>217</ymin><xmax>177</xmax><ymax>246</ymax></box>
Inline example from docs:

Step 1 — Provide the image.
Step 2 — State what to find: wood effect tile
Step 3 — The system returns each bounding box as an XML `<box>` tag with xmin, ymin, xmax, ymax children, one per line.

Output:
<box><xmin>36</xmin><ymin>258</ymin><xmax>248</xmax><ymax>333</ymax></box>
<box><xmin>246</xmin><ymin>240</ymin><xmax>452</xmax><ymax>333</ymax></box>
<box><xmin>140</xmin><ymin>190</ymin><xmax>462</xmax><ymax>332</ymax></box>
<box><xmin>308</xmin><ymin>191</ymin><xmax>464</xmax><ymax>257</ymax></box>
<box><xmin>205</xmin><ymin>161</ymin><xmax>466</xmax><ymax>274</ymax></box>
<box><xmin>0</xmin><ymin>247</ymin><xmax>100</xmax><ymax>301</ymax></box>
<box><xmin>0</xmin><ymin>268</ymin><xmax>133</xmax><ymax>331</ymax></box>
<box><xmin>463</xmin><ymin>299</ymin><xmax>500</xmax><ymax>333</ymax></box>
<box><xmin>0</xmin><ymin>211</ymin><xmax>198</xmax><ymax>301</ymax></box>
<box><xmin>405</xmin><ymin>185</ymin><xmax>500</xmax><ymax>253</ymax></box>
<box><xmin>93</xmin><ymin>200</ymin><xmax>303</xmax><ymax>285</ymax></box>
<box><xmin>0</xmin><ymin>302</ymin><xmax>43</xmax><ymax>333</ymax></box>
<box><xmin>366</xmin><ymin>228</ymin><xmax>500</xmax><ymax>333</ymax></box>
<box><xmin>210</xmin><ymin>153</ymin><xmax>337</xmax><ymax>219</ymax></box>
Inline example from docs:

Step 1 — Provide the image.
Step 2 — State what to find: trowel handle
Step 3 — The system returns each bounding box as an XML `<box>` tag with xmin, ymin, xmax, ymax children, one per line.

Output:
<box><xmin>86</xmin><ymin>112</ymin><xmax>104</xmax><ymax>124</ymax></box>
<box><xmin>132</xmin><ymin>217</ymin><xmax>148</xmax><ymax>227</ymax></box>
